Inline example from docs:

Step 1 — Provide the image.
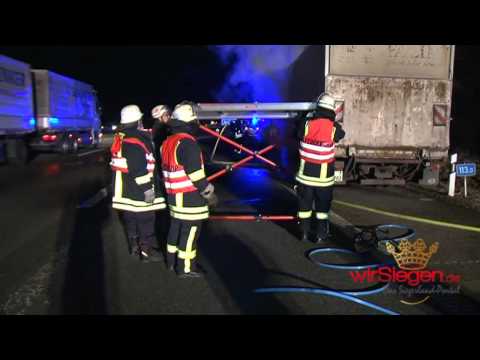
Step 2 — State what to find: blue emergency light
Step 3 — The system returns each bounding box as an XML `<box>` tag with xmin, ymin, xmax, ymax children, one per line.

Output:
<box><xmin>49</xmin><ymin>117</ymin><xmax>60</xmax><ymax>125</ymax></box>
<box><xmin>251</xmin><ymin>115</ymin><xmax>260</xmax><ymax>127</ymax></box>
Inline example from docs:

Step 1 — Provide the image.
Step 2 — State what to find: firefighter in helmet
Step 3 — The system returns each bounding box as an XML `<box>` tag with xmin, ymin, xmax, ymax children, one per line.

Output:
<box><xmin>151</xmin><ymin>105</ymin><xmax>172</xmax><ymax>160</ymax></box>
<box><xmin>296</xmin><ymin>94</ymin><xmax>345</xmax><ymax>243</ymax></box>
<box><xmin>110</xmin><ymin>105</ymin><xmax>166</xmax><ymax>262</ymax></box>
<box><xmin>161</xmin><ymin>101</ymin><xmax>217</xmax><ymax>278</ymax></box>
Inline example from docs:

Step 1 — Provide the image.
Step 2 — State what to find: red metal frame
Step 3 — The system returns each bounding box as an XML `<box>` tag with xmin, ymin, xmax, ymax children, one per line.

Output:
<box><xmin>199</xmin><ymin>124</ymin><xmax>297</xmax><ymax>222</ymax></box>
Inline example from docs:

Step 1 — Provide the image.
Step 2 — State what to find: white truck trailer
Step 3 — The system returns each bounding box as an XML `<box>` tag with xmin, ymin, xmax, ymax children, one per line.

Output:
<box><xmin>0</xmin><ymin>54</ymin><xmax>102</xmax><ymax>164</ymax></box>
<box><xmin>196</xmin><ymin>45</ymin><xmax>455</xmax><ymax>186</ymax></box>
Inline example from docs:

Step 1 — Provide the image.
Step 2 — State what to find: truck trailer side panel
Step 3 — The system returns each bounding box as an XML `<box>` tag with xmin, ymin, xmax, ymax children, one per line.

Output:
<box><xmin>32</xmin><ymin>69</ymin><xmax>100</xmax><ymax>132</ymax></box>
<box><xmin>327</xmin><ymin>75</ymin><xmax>451</xmax><ymax>160</ymax></box>
<box><xmin>325</xmin><ymin>45</ymin><xmax>455</xmax><ymax>185</ymax></box>
<box><xmin>0</xmin><ymin>55</ymin><xmax>35</xmax><ymax>135</ymax></box>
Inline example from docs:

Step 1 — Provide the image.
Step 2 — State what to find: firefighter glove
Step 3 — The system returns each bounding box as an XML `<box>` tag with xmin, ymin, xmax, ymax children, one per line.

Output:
<box><xmin>201</xmin><ymin>183</ymin><xmax>215</xmax><ymax>199</ymax></box>
<box><xmin>144</xmin><ymin>188</ymin><xmax>155</xmax><ymax>203</ymax></box>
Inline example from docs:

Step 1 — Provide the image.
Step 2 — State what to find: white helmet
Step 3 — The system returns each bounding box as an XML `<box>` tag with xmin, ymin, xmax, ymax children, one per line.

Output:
<box><xmin>120</xmin><ymin>105</ymin><xmax>143</xmax><ymax>124</ymax></box>
<box><xmin>172</xmin><ymin>102</ymin><xmax>197</xmax><ymax>123</ymax></box>
<box><xmin>152</xmin><ymin>105</ymin><xmax>170</xmax><ymax>119</ymax></box>
<box><xmin>317</xmin><ymin>93</ymin><xmax>336</xmax><ymax>112</ymax></box>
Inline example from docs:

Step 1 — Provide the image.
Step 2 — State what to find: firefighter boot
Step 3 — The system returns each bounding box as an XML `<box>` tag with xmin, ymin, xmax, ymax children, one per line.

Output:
<box><xmin>299</xmin><ymin>219</ymin><xmax>311</xmax><ymax>242</ymax></box>
<box><xmin>128</xmin><ymin>236</ymin><xmax>140</xmax><ymax>257</ymax></box>
<box><xmin>178</xmin><ymin>263</ymin><xmax>206</xmax><ymax>279</ymax></box>
<box><xmin>315</xmin><ymin>220</ymin><xmax>332</xmax><ymax>244</ymax></box>
<box><xmin>178</xmin><ymin>268</ymin><xmax>205</xmax><ymax>279</ymax></box>
<box><xmin>166</xmin><ymin>253</ymin><xmax>176</xmax><ymax>272</ymax></box>
<box><xmin>139</xmin><ymin>247</ymin><xmax>164</xmax><ymax>263</ymax></box>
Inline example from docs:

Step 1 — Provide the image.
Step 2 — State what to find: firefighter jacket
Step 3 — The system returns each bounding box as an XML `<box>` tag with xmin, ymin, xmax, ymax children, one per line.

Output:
<box><xmin>296</xmin><ymin>114</ymin><xmax>345</xmax><ymax>187</ymax></box>
<box><xmin>161</xmin><ymin>122</ymin><xmax>210</xmax><ymax>221</ymax></box>
<box><xmin>110</xmin><ymin>126</ymin><xmax>166</xmax><ymax>212</ymax></box>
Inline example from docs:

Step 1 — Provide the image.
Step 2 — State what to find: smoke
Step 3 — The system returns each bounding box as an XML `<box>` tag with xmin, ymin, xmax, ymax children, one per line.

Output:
<box><xmin>211</xmin><ymin>45</ymin><xmax>310</xmax><ymax>102</ymax></box>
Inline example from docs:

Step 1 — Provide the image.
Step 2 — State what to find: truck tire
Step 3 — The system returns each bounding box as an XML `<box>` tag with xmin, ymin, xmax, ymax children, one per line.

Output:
<box><xmin>60</xmin><ymin>139</ymin><xmax>71</xmax><ymax>155</ymax></box>
<box><xmin>71</xmin><ymin>139</ymin><xmax>78</xmax><ymax>154</ymax></box>
<box><xmin>6</xmin><ymin>138</ymin><xmax>29</xmax><ymax>165</ymax></box>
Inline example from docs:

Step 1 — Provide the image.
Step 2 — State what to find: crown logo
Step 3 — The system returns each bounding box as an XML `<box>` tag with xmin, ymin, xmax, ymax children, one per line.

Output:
<box><xmin>386</xmin><ymin>239</ymin><xmax>439</xmax><ymax>270</ymax></box>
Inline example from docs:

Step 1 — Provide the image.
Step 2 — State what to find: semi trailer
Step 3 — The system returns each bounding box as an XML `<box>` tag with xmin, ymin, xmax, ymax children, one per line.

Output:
<box><xmin>0</xmin><ymin>54</ymin><xmax>102</xmax><ymax>164</ymax></box>
<box><xmin>196</xmin><ymin>45</ymin><xmax>455</xmax><ymax>186</ymax></box>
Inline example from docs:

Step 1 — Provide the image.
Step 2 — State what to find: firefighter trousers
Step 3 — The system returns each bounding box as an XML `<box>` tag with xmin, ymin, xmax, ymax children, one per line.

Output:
<box><xmin>297</xmin><ymin>183</ymin><xmax>333</xmax><ymax>236</ymax></box>
<box><xmin>166</xmin><ymin>218</ymin><xmax>203</xmax><ymax>274</ymax></box>
<box><xmin>121</xmin><ymin>210</ymin><xmax>156</xmax><ymax>249</ymax></box>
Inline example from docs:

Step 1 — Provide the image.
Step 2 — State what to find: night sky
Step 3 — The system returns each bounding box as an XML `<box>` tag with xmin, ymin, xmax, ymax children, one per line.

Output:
<box><xmin>0</xmin><ymin>45</ymin><xmax>479</xmax><ymax>153</ymax></box>
<box><xmin>0</xmin><ymin>46</ymin><xmax>232</xmax><ymax>125</ymax></box>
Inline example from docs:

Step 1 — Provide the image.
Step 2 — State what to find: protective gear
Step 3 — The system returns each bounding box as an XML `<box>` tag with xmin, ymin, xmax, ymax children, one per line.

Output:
<box><xmin>296</xmin><ymin>108</ymin><xmax>345</xmax><ymax>243</ymax></box>
<box><xmin>166</xmin><ymin>219</ymin><xmax>203</xmax><ymax>275</ymax></box>
<box><xmin>316</xmin><ymin>93</ymin><xmax>336</xmax><ymax>112</ymax></box>
<box><xmin>178</xmin><ymin>270</ymin><xmax>205</xmax><ymax>279</ymax></box>
<box><xmin>300</xmin><ymin>232</ymin><xmax>309</xmax><ymax>242</ymax></box>
<box><xmin>162</xmin><ymin>123</ymin><xmax>212</xmax><ymax>276</ymax></box>
<box><xmin>200</xmin><ymin>183</ymin><xmax>215</xmax><ymax>198</ymax></box>
<box><xmin>297</xmin><ymin>184</ymin><xmax>333</xmax><ymax>240</ymax></box>
<box><xmin>152</xmin><ymin>105</ymin><xmax>170</xmax><ymax>119</ymax></box>
<box><xmin>315</xmin><ymin>234</ymin><xmax>331</xmax><ymax>244</ymax></box>
<box><xmin>121</xmin><ymin>105</ymin><xmax>143</xmax><ymax>124</ymax></box>
<box><xmin>171</xmin><ymin>102</ymin><xmax>198</xmax><ymax>123</ymax></box>
<box><xmin>161</xmin><ymin>133</ymin><xmax>210</xmax><ymax>220</ymax></box>
<box><xmin>128</xmin><ymin>236</ymin><xmax>140</xmax><ymax>256</ymax></box>
<box><xmin>205</xmin><ymin>192</ymin><xmax>218</xmax><ymax>207</ymax></box>
<box><xmin>296</xmin><ymin>112</ymin><xmax>345</xmax><ymax>188</ymax></box>
<box><xmin>139</xmin><ymin>247</ymin><xmax>163</xmax><ymax>263</ymax></box>
<box><xmin>122</xmin><ymin>211</ymin><xmax>158</xmax><ymax>258</ymax></box>
<box><xmin>111</xmin><ymin>124</ymin><xmax>166</xmax><ymax>257</ymax></box>
<box><xmin>110</xmin><ymin>127</ymin><xmax>165</xmax><ymax>212</ymax></box>
<box><xmin>201</xmin><ymin>184</ymin><xmax>217</xmax><ymax>207</ymax></box>
<box><xmin>144</xmin><ymin>188</ymin><xmax>155</xmax><ymax>203</ymax></box>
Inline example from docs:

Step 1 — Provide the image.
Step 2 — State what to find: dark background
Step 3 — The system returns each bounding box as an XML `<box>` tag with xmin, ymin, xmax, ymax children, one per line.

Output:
<box><xmin>0</xmin><ymin>45</ymin><xmax>479</xmax><ymax>154</ymax></box>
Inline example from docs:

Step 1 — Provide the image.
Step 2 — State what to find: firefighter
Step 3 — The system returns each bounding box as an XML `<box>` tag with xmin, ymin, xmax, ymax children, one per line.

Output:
<box><xmin>110</xmin><ymin>105</ymin><xmax>166</xmax><ymax>262</ymax></box>
<box><xmin>161</xmin><ymin>101</ymin><xmax>217</xmax><ymax>279</ymax></box>
<box><xmin>151</xmin><ymin>105</ymin><xmax>172</xmax><ymax>161</ymax></box>
<box><xmin>296</xmin><ymin>94</ymin><xmax>345</xmax><ymax>244</ymax></box>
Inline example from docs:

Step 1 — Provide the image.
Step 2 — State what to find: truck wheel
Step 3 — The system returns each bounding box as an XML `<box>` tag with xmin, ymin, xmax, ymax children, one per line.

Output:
<box><xmin>6</xmin><ymin>139</ymin><xmax>29</xmax><ymax>165</ymax></box>
<box><xmin>71</xmin><ymin>140</ymin><xmax>78</xmax><ymax>154</ymax></box>
<box><xmin>60</xmin><ymin>140</ymin><xmax>70</xmax><ymax>154</ymax></box>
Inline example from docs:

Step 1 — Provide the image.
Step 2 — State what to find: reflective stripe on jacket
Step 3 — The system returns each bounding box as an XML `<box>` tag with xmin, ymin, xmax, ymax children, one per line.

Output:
<box><xmin>296</xmin><ymin>118</ymin><xmax>336</xmax><ymax>187</ymax></box>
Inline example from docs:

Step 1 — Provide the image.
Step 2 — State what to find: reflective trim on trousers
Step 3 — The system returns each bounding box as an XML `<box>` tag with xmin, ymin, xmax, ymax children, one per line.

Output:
<box><xmin>316</xmin><ymin>212</ymin><xmax>329</xmax><ymax>220</ymax></box>
<box><xmin>167</xmin><ymin>245</ymin><xmax>178</xmax><ymax>254</ymax></box>
<box><xmin>298</xmin><ymin>211</ymin><xmax>313</xmax><ymax>219</ymax></box>
<box><xmin>178</xmin><ymin>249</ymin><xmax>197</xmax><ymax>260</ymax></box>
<box><xmin>169</xmin><ymin>204</ymin><xmax>209</xmax><ymax>214</ymax></box>
<box><xmin>113</xmin><ymin>196</ymin><xmax>165</xmax><ymax>207</ymax></box>
<box><xmin>183</xmin><ymin>226</ymin><xmax>198</xmax><ymax>273</ymax></box>
<box><xmin>170</xmin><ymin>211</ymin><xmax>209</xmax><ymax>221</ymax></box>
<box><xmin>295</xmin><ymin>176</ymin><xmax>335</xmax><ymax>188</ymax></box>
<box><xmin>113</xmin><ymin>202</ymin><xmax>167</xmax><ymax>212</ymax></box>
<box><xmin>296</xmin><ymin>172</ymin><xmax>335</xmax><ymax>184</ymax></box>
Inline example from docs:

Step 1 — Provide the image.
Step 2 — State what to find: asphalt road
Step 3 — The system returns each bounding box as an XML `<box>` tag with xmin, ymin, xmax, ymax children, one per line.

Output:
<box><xmin>1</xmin><ymin>142</ymin><xmax>480</xmax><ymax>315</ymax></box>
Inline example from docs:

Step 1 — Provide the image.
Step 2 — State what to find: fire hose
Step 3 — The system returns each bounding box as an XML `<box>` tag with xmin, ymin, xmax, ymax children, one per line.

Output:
<box><xmin>254</xmin><ymin>224</ymin><xmax>417</xmax><ymax>315</ymax></box>
<box><xmin>197</xmin><ymin>123</ymin><xmax>424</xmax><ymax>314</ymax></box>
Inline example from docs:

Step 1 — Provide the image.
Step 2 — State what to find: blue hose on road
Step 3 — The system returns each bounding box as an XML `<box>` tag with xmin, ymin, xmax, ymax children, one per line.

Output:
<box><xmin>255</xmin><ymin>225</ymin><xmax>416</xmax><ymax>315</ymax></box>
